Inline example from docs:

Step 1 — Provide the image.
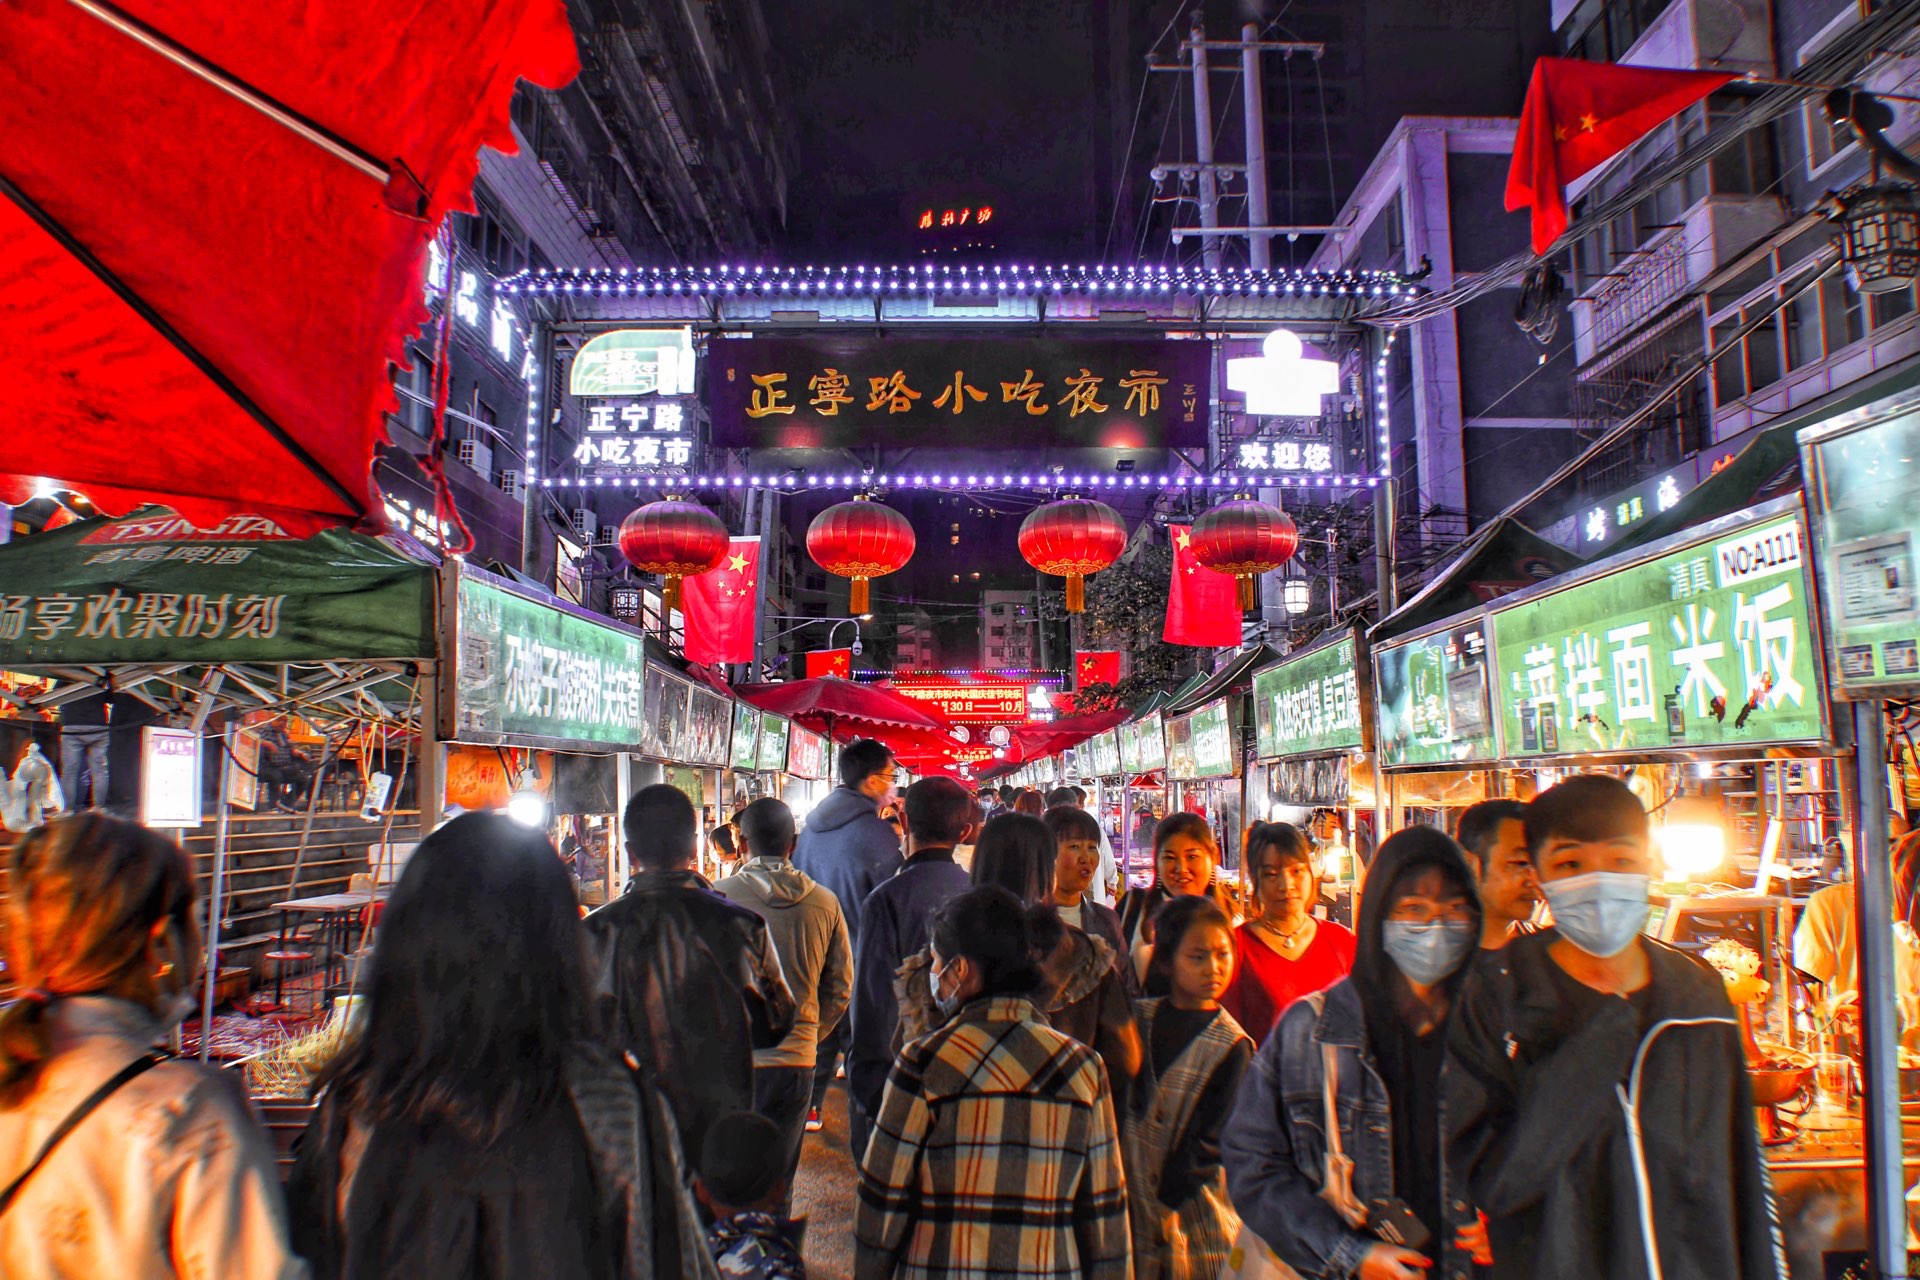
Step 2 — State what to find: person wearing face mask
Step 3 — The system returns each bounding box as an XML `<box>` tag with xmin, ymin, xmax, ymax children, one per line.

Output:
<box><xmin>1223</xmin><ymin>827</ymin><xmax>1491</xmax><ymax>1280</ymax></box>
<box><xmin>855</xmin><ymin>885</ymin><xmax>1131</xmax><ymax>1280</ymax></box>
<box><xmin>0</xmin><ymin>814</ymin><xmax>305</xmax><ymax>1279</ymax></box>
<box><xmin>1446</xmin><ymin>775</ymin><xmax>1783</xmax><ymax>1280</ymax></box>
<box><xmin>1221</xmin><ymin>822</ymin><xmax>1356</xmax><ymax>1046</ymax></box>
<box><xmin>1119</xmin><ymin>813</ymin><xmax>1240</xmax><ymax>990</ymax></box>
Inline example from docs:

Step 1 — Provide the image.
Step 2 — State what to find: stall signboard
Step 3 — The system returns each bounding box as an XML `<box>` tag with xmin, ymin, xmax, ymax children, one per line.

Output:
<box><xmin>686</xmin><ymin>686</ymin><xmax>734</xmax><ymax>767</ymax></box>
<box><xmin>1190</xmin><ymin>700</ymin><xmax>1236</xmax><ymax>778</ymax></box>
<box><xmin>1086</xmin><ymin>730</ymin><xmax>1122</xmax><ymax>777</ymax></box>
<box><xmin>730</xmin><ymin>703</ymin><xmax>763</xmax><ymax>770</ymax></box>
<box><xmin>1488</xmin><ymin>502</ymin><xmax>1825</xmax><ymax>758</ymax></box>
<box><xmin>1374</xmin><ymin>617</ymin><xmax>1499</xmax><ymax>768</ymax></box>
<box><xmin>708</xmin><ymin>335</ymin><xmax>1210</xmax><ymax>450</ymax></box>
<box><xmin>1164</xmin><ymin>714</ymin><xmax>1197</xmax><ymax>780</ymax></box>
<box><xmin>892</xmin><ymin>680</ymin><xmax>1028</xmax><ymax>723</ymax></box>
<box><xmin>640</xmin><ymin>666</ymin><xmax>694</xmax><ymax>762</ymax></box>
<box><xmin>1800</xmin><ymin>399</ymin><xmax>1920</xmax><ymax>697</ymax></box>
<box><xmin>447</xmin><ymin>565</ymin><xmax>647</xmax><ymax>751</ymax></box>
<box><xmin>0</xmin><ymin>509</ymin><xmax>434</xmax><ymax>666</ymax></box>
<box><xmin>1251</xmin><ymin>632</ymin><xmax>1365</xmax><ymax>760</ymax></box>
<box><xmin>787</xmin><ymin>727</ymin><xmax>828</xmax><ymax>780</ymax></box>
<box><xmin>1118</xmin><ymin>714</ymin><xmax>1167</xmax><ymax>774</ymax></box>
<box><xmin>757</xmin><ymin>714</ymin><xmax>791</xmax><ymax>773</ymax></box>
<box><xmin>139</xmin><ymin>727</ymin><xmax>202</xmax><ymax>828</ymax></box>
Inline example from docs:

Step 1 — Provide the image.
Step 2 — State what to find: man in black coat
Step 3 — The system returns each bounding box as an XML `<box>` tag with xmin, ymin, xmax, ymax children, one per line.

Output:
<box><xmin>1447</xmin><ymin>775</ymin><xmax>1784</xmax><ymax>1280</ymax></box>
<box><xmin>586</xmin><ymin>783</ymin><xmax>796</xmax><ymax>1161</ymax></box>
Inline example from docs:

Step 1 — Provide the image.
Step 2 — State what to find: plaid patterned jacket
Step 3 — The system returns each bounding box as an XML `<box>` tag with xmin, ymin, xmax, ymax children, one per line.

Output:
<box><xmin>854</xmin><ymin>995</ymin><xmax>1133</xmax><ymax>1280</ymax></box>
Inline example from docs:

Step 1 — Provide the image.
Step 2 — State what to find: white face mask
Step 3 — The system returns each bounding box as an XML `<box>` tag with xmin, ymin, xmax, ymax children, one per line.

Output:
<box><xmin>1541</xmin><ymin>871</ymin><xmax>1651</xmax><ymax>957</ymax></box>
<box><xmin>930</xmin><ymin>956</ymin><xmax>964</xmax><ymax>1016</ymax></box>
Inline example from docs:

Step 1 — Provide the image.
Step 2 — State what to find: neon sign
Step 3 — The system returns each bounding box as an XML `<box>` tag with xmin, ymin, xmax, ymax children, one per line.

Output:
<box><xmin>917</xmin><ymin>206</ymin><xmax>995</xmax><ymax>231</ymax></box>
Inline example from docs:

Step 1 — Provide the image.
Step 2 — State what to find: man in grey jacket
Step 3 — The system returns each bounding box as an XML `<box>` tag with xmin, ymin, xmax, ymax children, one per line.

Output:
<box><xmin>718</xmin><ymin>797</ymin><xmax>854</xmax><ymax>1197</ymax></box>
<box><xmin>793</xmin><ymin>739</ymin><xmax>902</xmax><ymax>1122</ymax></box>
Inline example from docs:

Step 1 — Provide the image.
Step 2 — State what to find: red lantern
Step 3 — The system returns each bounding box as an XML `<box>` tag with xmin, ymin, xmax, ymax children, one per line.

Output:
<box><xmin>616</xmin><ymin>499</ymin><xmax>729</xmax><ymax>612</ymax></box>
<box><xmin>807</xmin><ymin>498</ymin><xmax>914</xmax><ymax>614</ymax></box>
<box><xmin>1018</xmin><ymin>498</ymin><xmax>1127</xmax><ymax>613</ymax></box>
<box><xmin>1190</xmin><ymin>499</ymin><xmax>1299</xmax><ymax>612</ymax></box>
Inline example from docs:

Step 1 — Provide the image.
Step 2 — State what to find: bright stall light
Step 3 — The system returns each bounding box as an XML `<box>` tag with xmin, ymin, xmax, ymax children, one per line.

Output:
<box><xmin>1656</xmin><ymin>795</ymin><xmax>1726</xmax><ymax>879</ymax></box>
<box><xmin>1283</xmin><ymin>578</ymin><xmax>1311</xmax><ymax>615</ymax></box>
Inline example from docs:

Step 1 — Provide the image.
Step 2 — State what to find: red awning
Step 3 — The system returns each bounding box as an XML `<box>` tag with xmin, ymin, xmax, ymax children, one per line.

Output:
<box><xmin>735</xmin><ymin>676</ymin><xmax>951</xmax><ymax>737</ymax></box>
<box><xmin>0</xmin><ymin>0</ymin><xmax>578</xmax><ymax>535</ymax></box>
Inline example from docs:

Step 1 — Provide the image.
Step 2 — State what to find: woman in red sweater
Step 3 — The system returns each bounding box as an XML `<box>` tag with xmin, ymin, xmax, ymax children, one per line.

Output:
<box><xmin>1219</xmin><ymin>821</ymin><xmax>1354</xmax><ymax>1045</ymax></box>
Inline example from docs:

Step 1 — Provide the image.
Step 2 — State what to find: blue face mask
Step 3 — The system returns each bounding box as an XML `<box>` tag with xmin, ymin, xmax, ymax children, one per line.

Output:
<box><xmin>1381</xmin><ymin>919</ymin><xmax>1476</xmax><ymax>986</ymax></box>
<box><xmin>1540</xmin><ymin>871</ymin><xmax>1651</xmax><ymax>957</ymax></box>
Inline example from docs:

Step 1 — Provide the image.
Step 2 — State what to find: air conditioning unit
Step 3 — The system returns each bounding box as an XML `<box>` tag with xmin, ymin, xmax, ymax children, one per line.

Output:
<box><xmin>595</xmin><ymin>524</ymin><xmax>617</xmax><ymax>547</ymax></box>
<box><xmin>569</xmin><ymin>508</ymin><xmax>598</xmax><ymax>542</ymax></box>
<box><xmin>498</xmin><ymin>470</ymin><xmax>527</xmax><ymax>502</ymax></box>
<box><xmin>455</xmin><ymin>437</ymin><xmax>493</xmax><ymax>479</ymax></box>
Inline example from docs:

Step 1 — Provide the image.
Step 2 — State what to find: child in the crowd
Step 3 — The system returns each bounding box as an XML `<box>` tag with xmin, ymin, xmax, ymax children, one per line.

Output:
<box><xmin>697</xmin><ymin>1111</ymin><xmax>807</xmax><ymax>1280</ymax></box>
<box><xmin>1126</xmin><ymin>895</ymin><xmax>1253</xmax><ymax>1280</ymax></box>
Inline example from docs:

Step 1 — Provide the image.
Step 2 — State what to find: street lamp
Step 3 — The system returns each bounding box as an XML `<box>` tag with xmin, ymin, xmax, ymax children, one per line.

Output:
<box><xmin>1283</xmin><ymin>577</ymin><xmax>1311</xmax><ymax>615</ymax></box>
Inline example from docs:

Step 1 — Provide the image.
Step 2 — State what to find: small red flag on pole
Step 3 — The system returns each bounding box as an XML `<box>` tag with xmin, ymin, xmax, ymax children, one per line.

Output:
<box><xmin>1164</xmin><ymin>524</ymin><xmax>1242</xmax><ymax>648</ymax></box>
<box><xmin>682</xmin><ymin>536</ymin><xmax>760</xmax><ymax>665</ymax></box>
<box><xmin>1075</xmin><ymin>650</ymin><xmax>1121</xmax><ymax>688</ymax></box>
<box><xmin>1507</xmin><ymin>58</ymin><xmax>1733</xmax><ymax>254</ymax></box>
<box><xmin>806</xmin><ymin>648</ymin><xmax>854</xmax><ymax>679</ymax></box>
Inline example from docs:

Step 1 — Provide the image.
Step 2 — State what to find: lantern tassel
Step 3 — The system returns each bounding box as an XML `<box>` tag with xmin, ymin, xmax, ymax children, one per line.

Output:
<box><xmin>850</xmin><ymin>577</ymin><xmax>871</xmax><ymax>615</ymax></box>
<box><xmin>663</xmin><ymin>576</ymin><xmax>683</xmax><ymax>614</ymax></box>
<box><xmin>1066</xmin><ymin>573</ymin><xmax>1086</xmax><ymax>613</ymax></box>
<box><xmin>1236</xmin><ymin>575</ymin><xmax>1256</xmax><ymax>613</ymax></box>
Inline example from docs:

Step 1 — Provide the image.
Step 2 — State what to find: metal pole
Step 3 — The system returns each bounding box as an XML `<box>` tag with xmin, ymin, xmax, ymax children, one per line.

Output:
<box><xmin>1850</xmin><ymin>699</ymin><xmax>1905</xmax><ymax>1275</ymax></box>
<box><xmin>1241</xmin><ymin>23</ymin><xmax>1270</xmax><ymax>270</ymax></box>
<box><xmin>199</xmin><ymin>725</ymin><xmax>233</xmax><ymax>1062</ymax></box>
<box><xmin>1189</xmin><ymin>18</ymin><xmax>1222</xmax><ymax>272</ymax></box>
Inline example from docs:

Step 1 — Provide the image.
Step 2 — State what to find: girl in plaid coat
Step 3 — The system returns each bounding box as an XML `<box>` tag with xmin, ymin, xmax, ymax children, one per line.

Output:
<box><xmin>1125</xmin><ymin>895</ymin><xmax>1252</xmax><ymax>1280</ymax></box>
<box><xmin>854</xmin><ymin>886</ymin><xmax>1132</xmax><ymax>1280</ymax></box>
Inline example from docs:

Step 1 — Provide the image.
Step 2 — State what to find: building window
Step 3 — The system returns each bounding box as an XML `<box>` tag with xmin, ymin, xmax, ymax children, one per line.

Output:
<box><xmin>1560</xmin><ymin>0</ymin><xmax>1677</xmax><ymax>62</ymax></box>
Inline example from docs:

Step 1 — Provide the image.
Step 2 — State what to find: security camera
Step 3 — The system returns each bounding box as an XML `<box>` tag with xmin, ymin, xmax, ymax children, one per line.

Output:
<box><xmin>850</xmin><ymin>638</ymin><xmax>864</xmax><ymax>656</ymax></box>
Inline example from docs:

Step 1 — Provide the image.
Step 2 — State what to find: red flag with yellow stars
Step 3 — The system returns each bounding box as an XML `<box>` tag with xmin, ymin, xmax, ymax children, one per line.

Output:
<box><xmin>1075</xmin><ymin>650</ymin><xmax>1121</xmax><ymax>689</ymax></box>
<box><xmin>683</xmin><ymin>536</ymin><xmax>760</xmax><ymax>665</ymax></box>
<box><xmin>806</xmin><ymin>648</ymin><xmax>854</xmax><ymax>679</ymax></box>
<box><xmin>1507</xmin><ymin>58</ymin><xmax>1732</xmax><ymax>254</ymax></box>
<box><xmin>1164</xmin><ymin>524</ymin><xmax>1242</xmax><ymax>648</ymax></box>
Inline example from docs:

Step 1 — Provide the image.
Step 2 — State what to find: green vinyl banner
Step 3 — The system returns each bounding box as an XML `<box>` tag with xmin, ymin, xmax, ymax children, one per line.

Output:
<box><xmin>1489</xmin><ymin>507</ymin><xmax>1825</xmax><ymax>757</ymax></box>
<box><xmin>449</xmin><ymin>566</ymin><xmax>647</xmax><ymax>750</ymax></box>
<box><xmin>1251</xmin><ymin>633</ymin><xmax>1364</xmax><ymax>759</ymax></box>
<box><xmin>0</xmin><ymin>509</ymin><xmax>433</xmax><ymax>665</ymax></box>
<box><xmin>1373</xmin><ymin>618</ymin><xmax>1499</xmax><ymax>768</ymax></box>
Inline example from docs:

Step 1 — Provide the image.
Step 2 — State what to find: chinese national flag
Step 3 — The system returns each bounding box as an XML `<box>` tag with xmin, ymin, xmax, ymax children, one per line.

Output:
<box><xmin>682</xmin><ymin>536</ymin><xmax>760</xmax><ymax>665</ymax></box>
<box><xmin>1075</xmin><ymin>650</ymin><xmax>1121</xmax><ymax>689</ymax></box>
<box><xmin>807</xmin><ymin>648</ymin><xmax>854</xmax><ymax>679</ymax></box>
<box><xmin>1164</xmin><ymin>524</ymin><xmax>1242</xmax><ymax>648</ymax></box>
<box><xmin>1507</xmin><ymin>58</ymin><xmax>1732</xmax><ymax>254</ymax></box>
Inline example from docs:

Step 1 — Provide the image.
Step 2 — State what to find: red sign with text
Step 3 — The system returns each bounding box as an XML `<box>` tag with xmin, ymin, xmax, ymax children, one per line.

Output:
<box><xmin>893</xmin><ymin>681</ymin><xmax>1028</xmax><ymax>723</ymax></box>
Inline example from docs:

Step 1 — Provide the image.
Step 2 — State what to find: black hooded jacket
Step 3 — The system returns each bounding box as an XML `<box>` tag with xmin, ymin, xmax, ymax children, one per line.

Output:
<box><xmin>1446</xmin><ymin>927</ymin><xmax>1785</xmax><ymax>1280</ymax></box>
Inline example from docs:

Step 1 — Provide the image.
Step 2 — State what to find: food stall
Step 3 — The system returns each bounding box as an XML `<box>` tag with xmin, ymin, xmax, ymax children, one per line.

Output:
<box><xmin>1371</xmin><ymin>611</ymin><xmax>1500</xmax><ymax>835</ymax></box>
<box><xmin>1115</xmin><ymin>712</ymin><xmax>1168</xmax><ymax>884</ymax></box>
<box><xmin>784</xmin><ymin>725</ymin><xmax>830</xmax><ymax>823</ymax></box>
<box><xmin>1165</xmin><ymin>698</ymin><xmax>1241</xmax><ymax>874</ymax></box>
<box><xmin>756</xmin><ymin>712</ymin><xmax>792</xmax><ymax>799</ymax></box>
<box><xmin>1080</xmin><ymin>728</ymin><xmax>1126</xmax><ymax>866</ymax></box>
<box><xmin>1250</xmin><ymin>627</ymin><xmax>1372</xmax><ymax>916</ymax></box>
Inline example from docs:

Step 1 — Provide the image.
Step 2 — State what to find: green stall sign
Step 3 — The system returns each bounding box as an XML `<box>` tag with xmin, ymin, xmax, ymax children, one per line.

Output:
<box><xmin>757</xmin><ymin>714</ymin><xmax>791</xmax><ymax>773</ymax></box>
<box><xmin>449</xmin><ymin>569</ymin><xmax>646</xmax><ymax>750</ymax></box>
<box><xmin>1190</xmin><ymin>700</ymin><xmax>1236</xmax><ymax>777</ymax></box>
<box><xmin>1119</xmin><ymin>715</ymin><xmax>1167</xmax><ymax>773</ymax></box>
<box><xmin>1374</xmin><ymin>619</ymin><xmax>1498</xmax><ymax>768</ymax></box>
<box><xmin>1252</xmin><ymin>634</ymin><xmax>1364</xmax><ymax>759</ymax></box>
<box><xmin>730</xmin><ymin>703</ymin><xmax>763</xmax><ymax>770</ymax></box>
<box><xmin>1489</xmin><ymin>508</ymin><xmax>1825</xmax><ymax>758</ymax></box>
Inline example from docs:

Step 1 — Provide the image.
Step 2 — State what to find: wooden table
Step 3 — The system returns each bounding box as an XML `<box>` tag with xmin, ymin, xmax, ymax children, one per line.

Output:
<box><xmin>268</xmin><ymin>892</ymin><xmax>383</xmax><ymax>1006</ymax></box>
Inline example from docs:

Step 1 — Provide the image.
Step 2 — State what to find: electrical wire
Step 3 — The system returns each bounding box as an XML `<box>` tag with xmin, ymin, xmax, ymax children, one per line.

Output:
<box><xmin>1103</xmin><ymin>0</ymin><xmax>1192</xmax><ymax>261</ymax></box>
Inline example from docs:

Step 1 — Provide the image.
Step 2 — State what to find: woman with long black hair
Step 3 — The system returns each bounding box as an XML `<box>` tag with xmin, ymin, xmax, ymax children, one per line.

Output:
<box><xmin>287</xmin><ymin>812</ymin><xmax>714</xmax><ymax>1280</ymax></box>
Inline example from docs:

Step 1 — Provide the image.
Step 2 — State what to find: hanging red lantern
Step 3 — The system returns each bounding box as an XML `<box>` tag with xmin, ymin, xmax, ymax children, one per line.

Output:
<box><xmin>807</xmin><ymin>498</ymin><xmax>914</xmax><ymax>614</ymax></box>
<box><xmin>1018</xmin><ymin>498</ymin><xmax>1127</xmax><ymax>613</ymax></box>
<box><xmin>1190</xmin><ymin>498</ymin><xmax>1299</xmax><ymax>612</ymax></box>
<box><xmin>616</xmin><ymin>498</ymin><xmax>729</xmax><ymax>612</ymax></box>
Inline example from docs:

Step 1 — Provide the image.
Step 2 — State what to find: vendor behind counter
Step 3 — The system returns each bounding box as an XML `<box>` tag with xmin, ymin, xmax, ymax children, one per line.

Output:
<box><xmin>1793</xmin><ymin>828</ymin><xmax>1920</xmax><ymax>1043</ymax></box>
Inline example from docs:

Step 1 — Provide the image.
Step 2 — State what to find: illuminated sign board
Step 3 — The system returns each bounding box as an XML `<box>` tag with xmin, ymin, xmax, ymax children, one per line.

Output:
<box><xmin>730</xmin><ymin>703</ymin><xmax>763</xmax><ymax>771</ymax></box>
<box><xmin>447</xmin><ymin>566</ymin><xmax>647</xmax><ymax>751</ymax></box>
<box><xmin>786</xmin><ymin>726</ymin><xmax>828</xmax><ymax>780</ymax></box>
<box><xmin>139</xmin><ymin>727</ymin><xmax>203</xmax><ymax>829</ymax></box>
<box><xmin>1801</xmin><ymin>402</ymin><xmax>1920</xmax><ymax>698</ymax></box>
<box><xmin>708</xmin><ymin>336</ymin><xmax>1210</xmax><ymax>450</ymax></box>
<box><xmin>916</xmin><ymin>204</ymin><xmax>995</xmax><ymax>231</ymax></box>
<box><xmin>893</xmin><ymin>681</ymin><xmax>1029</xmax><ymax>722</ymax></box>
<box><xmin>1085</xmin><ymin>730</ymin><xmax>1122</xmax><ymax>777</ymax></box>
<box><xmin>1234</xmin><ymin>438</ymin><xmax>1338</xmax><ymax>474</ymax></box>
<box><xmin>1189</xmin><ymin>700</ymin><xmax>1236</xmax><ymax>778</ymax></box>
<box><xmin>570</xmin><ymin>398</ymin><xmax>696</xmax><ymax>474</ymax></box>
<box><xmin>570</xmin><ymin>329</ymin><xmax>696</xmax><ymax>398</ymax></box>
<box><xmin>1489</xmin><ymin>503</ymin><xmax>1825</xmax><ymax>757</ymax></box>
<box><xmin>757</xmin><ymin>714</ymin><xmax>791</xmax><ymax>773</ymax></box>
<box><xmin>1252</xmin><ymin>632</ymin><xmax>1365</xmax><ymax>760</ymax></box>
<box><xmin>425</xmin><ymin>240</ymin><xmax>517</xmax><ymax>363</ymax></box>
<box><xmin>1374</xmin><ymin>617</ymin><xmax>1498</xmax><ymax>768</ymax></box>
<box><xmin>1118</xmin><ymin>714</ymin><xmax>1167</xmax><ymax>774</ymax></box>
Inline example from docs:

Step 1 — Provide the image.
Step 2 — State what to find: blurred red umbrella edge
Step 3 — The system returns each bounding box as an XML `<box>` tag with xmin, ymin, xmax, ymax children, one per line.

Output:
<box><xmin>0</xmin><ymin>0</ymin><xmax>579</xmax><ymax>537</ymax></box>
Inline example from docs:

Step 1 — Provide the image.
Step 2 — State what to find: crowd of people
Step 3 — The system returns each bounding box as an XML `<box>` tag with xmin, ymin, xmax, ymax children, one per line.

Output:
<box><xmin>0</xmin><ymin>739</ymin><xmax>1790</xmax><ymax>1280</ymax></box>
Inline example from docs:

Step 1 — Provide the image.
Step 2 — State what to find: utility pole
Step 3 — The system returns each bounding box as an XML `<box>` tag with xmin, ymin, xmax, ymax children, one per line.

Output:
<box><xmin>1241</xmin><ymin>23</ymin><xmax>1271</xmax><ymax>270</ymax></box>
<box><xmin>1188</xmin><ymin>17</ymin><xmax>1222</xmax><ymax>272</ymax></box>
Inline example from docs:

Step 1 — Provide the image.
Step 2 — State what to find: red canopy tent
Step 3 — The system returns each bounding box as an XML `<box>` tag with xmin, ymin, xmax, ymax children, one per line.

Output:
<box><xmin>733</xmin><ymin>676</ymin><xmax>950</xmax><ymax>739</ymax></box>
<box><xmin>1007</xmin><ymin>708</ymin><xmax>1130</xmax><ymax>763</ymax></box>
<box><xmin>0</xmin><ymin>0</ymin><xmax>579</xmax><ymax>536</ymax></box>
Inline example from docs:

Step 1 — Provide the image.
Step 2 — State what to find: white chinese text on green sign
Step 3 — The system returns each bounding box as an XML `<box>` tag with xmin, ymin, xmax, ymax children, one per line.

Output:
<box><xmin>453</xmin><ymin>574</ymin><xmax>646</xmax><ymax>749</ymax></box>
<box><xmin>1252</xmin><ymin>636</ymin><xmax>1363</xmax><ymax>759</ymax></box>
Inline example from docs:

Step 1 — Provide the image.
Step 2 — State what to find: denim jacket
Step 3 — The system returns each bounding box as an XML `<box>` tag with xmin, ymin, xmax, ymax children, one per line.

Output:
<box><xmin>1222</xmin><ymin>979</ymin><xmax>1476</xmax><ymax>1280</ymax></box>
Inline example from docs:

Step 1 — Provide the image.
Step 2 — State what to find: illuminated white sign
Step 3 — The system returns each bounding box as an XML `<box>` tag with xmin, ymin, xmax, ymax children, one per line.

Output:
<box><xmin>490</xmin><ymin>302</ymin><xmax>515</xmax><ymax>360</ymax></box>
<box><xmin>1226</xmin><ymin>329</ymin><xmax>1340</xmax><ymax>417</ymax></box>
<box><xmin>1237</xmin><ymin>440</ymin><xmax>1336</xmax><ymax>473</ymax></box>
<box><xmin>572</xmin><ymin>399</ymin><xmax>695</xmax><ymax>472</ymax></box>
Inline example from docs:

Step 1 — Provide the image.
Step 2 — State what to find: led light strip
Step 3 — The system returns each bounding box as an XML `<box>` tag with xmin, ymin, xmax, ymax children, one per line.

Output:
<box><xmin>535</xmin><ymin>472</ymin><xmax>1380</xmax><ymax>491</ymax></box>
